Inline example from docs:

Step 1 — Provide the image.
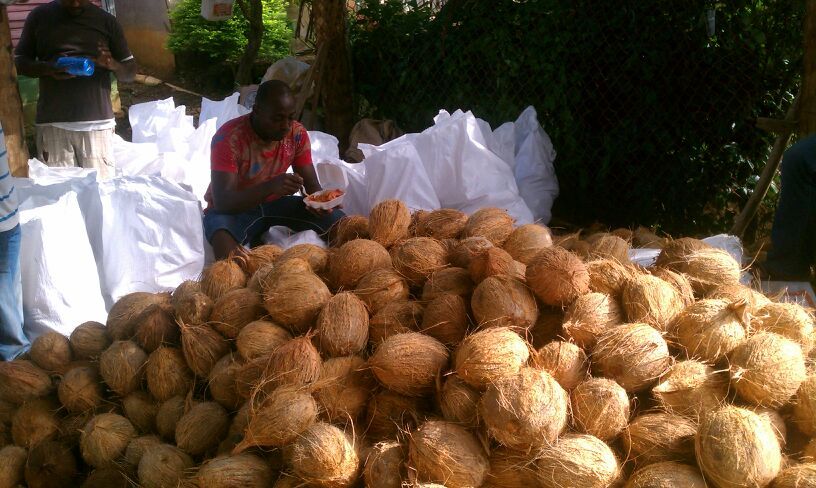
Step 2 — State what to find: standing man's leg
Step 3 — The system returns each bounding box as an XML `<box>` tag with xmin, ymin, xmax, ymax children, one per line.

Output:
<box><xmin>0</xmin><ymin>224</ymin><xmax>29</xmax><ymax>360</ymax></box>
<box><xmin>74</xmin><ymin>128</ymin><xmax>115</xmax><ymax>180</ymax></box>
<box><xmin>36</xmin><ymin>125</ymin><xmax>76</xmax><ymax>168</ymax></box>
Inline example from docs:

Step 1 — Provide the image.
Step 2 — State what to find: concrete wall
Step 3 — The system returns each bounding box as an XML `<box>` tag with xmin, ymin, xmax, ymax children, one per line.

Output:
<box><xmin>115</xmin><ymin>0</ymin><xmax>175</xmax><ymax>77</ymax></box>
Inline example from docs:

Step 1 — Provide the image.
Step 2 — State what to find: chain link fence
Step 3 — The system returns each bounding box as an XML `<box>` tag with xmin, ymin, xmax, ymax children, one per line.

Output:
<box><xmin>347</xmin><ymin>0</ymin><xmax>803</xmax><ymax>237</ymax></box>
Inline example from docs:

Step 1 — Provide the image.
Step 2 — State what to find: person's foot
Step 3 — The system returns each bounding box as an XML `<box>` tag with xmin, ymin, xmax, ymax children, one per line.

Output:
<box><xmin>754</xmin><ymin>262</ymin><xmax>813</xmax><ymax>282</ymax></box>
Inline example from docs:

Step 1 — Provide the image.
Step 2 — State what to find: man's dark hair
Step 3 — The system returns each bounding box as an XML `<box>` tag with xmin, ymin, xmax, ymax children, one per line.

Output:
<box><xmin>255</xmin><ymin>79</ymin><xmax>293</xmax><ymax>108</ymax></box>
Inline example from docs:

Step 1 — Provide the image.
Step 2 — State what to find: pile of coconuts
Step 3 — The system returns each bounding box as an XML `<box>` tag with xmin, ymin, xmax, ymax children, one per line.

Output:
<box><xmin>0</xmin><ymin>199</ymin><xmax>813</xmax><ymax>487</ymax></box>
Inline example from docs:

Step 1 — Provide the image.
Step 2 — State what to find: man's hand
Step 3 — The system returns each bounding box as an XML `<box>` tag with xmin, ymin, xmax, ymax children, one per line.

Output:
<box><xmin>94</xmin><ymin>41</ymin><xmax>116</xmax><ymax>71</ymax></box>
<box><xmin>49</xmin><ymin>66</ymin><xmax>75</xmax><ymax>80</ymax></box>
<box><xmin>268</xmin><ymin>173</ymin><xmax>304</xmax><ymax>197</ymax></box>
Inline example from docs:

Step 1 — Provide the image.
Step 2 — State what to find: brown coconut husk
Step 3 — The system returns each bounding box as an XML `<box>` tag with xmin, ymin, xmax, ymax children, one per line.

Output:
<box><xmin>633</xmin><ymin>226</ymin><xmax>668</xmax><ymax>249</ymax></box>
<box><xmin>624</xmin><ymin>462</ymin><xmax>707</xmax><ymax>488</ymax></box>
<box><xmin>623</xmin><ymin>412</ymin><xmax>696</xmax><ymax>466</ymax></box>
<box><xmin>415</xmin><ymin>208</ymin><xmax>468</xmax><ymax>240</ymax></box>
<box><xmin>200</xmin><ymin>260</ymin><xmax>247</xmax><ymax>301</ymax></box>
<box><xmin>99</xmin><ymin>340</ymin><xmax>147</xmax><ymax>397</ymax></box>
<box><xmin>369</xmin><ymin>199</ymin><xmax>411</xmax><ymax>248</ymax></box>
<box><xmin>772</xmin><ymin>464</ymin><xmax>816</xmax><ymax>488</ymax></box>
<box><xmin>58</xmin><ymin>411</ymin><xmax>94</xmax><ymax>447</ymax></box>
<box><xmin>285</xmin><ymin>422</ymin><xmax>360</xmax><ymax>487</ymax></box>
<box><xmin>179</xmin><ymin>322</ymin><xmax>230</xmax><ymax>377</ymax></box>
<box><xmin>369</xmin><ymin>332</ymin><xmax>449</xmax><ymax>397</ymax></box>
<box><xmin>729</xmin><ymin>332</ymin><xmax>806</xmax><ymax>407</ymax></box>
<box><xmin>586</xmin><ymin>258</ymin><xmax>639</xmax><ymax>298</ymax></box>
<box><xmin>315</xmin><ymin>355</ymin><xmax>374</xmax><ymax>424</ymax></box>
<box><xmin>175</xmin><ymin>401</ymin><xmax>230</xmax><ymax>456</ymax></box>
<box><xmin>794</xmin><ymin>375</ymin><xmax>816</xmax><ymax>436</ymax></box>
<box><xmin>172</xmin><ymin>290</ymin><xmax>213</xmax><ymax>326</ymax></box>
<box><xmin>209</xmin><ymin>288</ymin><xmax>264</xmax><ymax>339</ymax></box>
<box><xmin>0</xmin><ymin>399</ymin><xmax>14</xmax><ymax>425</ymax></box>
<box><xmin>355</xmin><ymin>268</ymin><xmax>410</xmax><ymax>314</ymax></box>
<box><xmin>69</xmin><ymin>321</ymin><xmax>110</xmax><ymax>360</ymax></box>
<box><xmin>695</xmin><ymin>406</ymin><xmax>782</xmax><ymax>487</ymax></box>
<box><xmin>138</xmin><ymin>443</ymin><xmax>193</xmax><ymax>488</ymax></box>
<box><xmin>749</xmin><ymin>406</ymin><xmax>787</xmax><ymax>448</ymax></box>
<box><xmin>262</xmin><ymin>272</ymin><xmax>332</xmax><ymax>334</ymax></box>
<box><xmin>594</xmin><ymin>323</ymin><xmax>672</xmax><ymax>393</ymax></box>
<box><xmin>469</xmin><ymin>247</ymin><xmax>525</xmax><ymax>283</ymax></box>
<box><xmin>530</xmin><ymin>307</ymin><xmax>565</xmax><ymax>348</ymax></box>
<box><xmin>454</xmin><ymin>327</ymin><xmax>530</xmax><ymax>389</ymax></box>
<box><xmin>391</xmin><ymin>237</ymin><xmax>449</xmax><ymax>286</ymax></box>
<box><xmin>234</xmin><ymin>385</ymin><xmax>318</xmax><ymax>451</ymax></box>
<box><xmin>420</xmin><ymin>293</ymin><xmax>469</xmax><ymax>346</ymax></box>
<box><xmin>480</xmin><ymin>367</ymin><xmax>568</xmax><ymax>450</ymax></box>
<box><xmin>754</xmin><ymin>302</ymin><xmax>815</xmax><ymax>354</ymax></box>
<box><xmin>588</xmin><ymin>234</ymin><xmax>630</xmax><ymax>263</ymax></box>
<box><xmin>11</xmin><ymin>398</ymin><xmax>59</xmax><ymax>448</ymax></box>
<box><xmin>526</xmin><ymin>246</ymin><xmax>590</xmax><ymax>306</ymax></box>
<box><xmin>134</xmin><ymin>302</ymin><xmax>179</xmax><ymax>352</ymax></box>
<box><xmin>122</xmin><ymin>391</ymin><xmax>158</xmax><ymax>434</ymax></box>
<box><xmin>242</xmin><ymin>244</ymin><xmax>284</xmax><ymax>276</ymax></box>
<box><xmin>536</xmin><ymin>434</ymin><xmax>620</xmax><ymax>488</ymax></box>
<box><xmin>621</xmin><ymin>274</ymin><xmax>685</xmax><ymax>331</ymax></box>
<box><xmin>369</xmin><ymin>301</ymin><xmax>424</xmax><ymax>346</ymax></box>
<box><xmin>58</xmin><ymin>365</ymin><xmax>103</xmax><ymax>413</ymax></box>
<box><xmin>438</xmin><ymin>375</ymin><xmax>480</xmax><ymax>427</ymax></box>
<box><xmin>262</xmin><ymin>335</ymin><xmax>322</xmax><ymax>390</ymax></box>
<box><xmin>123</xmin><ymin>434</ymin><xmax>162</xmax><ymax>468</ymax></box>
<box><xmin>327</xmin><ymin>239</ymin><xmax>392</xmax><ymax>290</ymax></box>
<box><xmin>409</xmin><ymin>420</ymin><xmax>489</xmax><ymax>487</ymax></box>
<box><xmin>107</xmin><ymin>291</ymin><xmax>170</xmax><ymax>340</ymax></box>
<box><xmin>671</xmin><ymin>298</ymin><xmax>748</xmax><ymax>364</ymax></box>
<box><xmin>80</xmin><ymin>413</ymin><xmax>136</xmax><ymax>467</ymax></box>
<box><xmin>675</xmin><ymin>248</ymin><xmax>743</xmax><ymax>295</ymax></box>
<box><xmin>533</xmin><ymin>340</ymin><xmax>588</xmax><ymax>390</ymax></box>
<box><xmin>236</xmin><ymin>320</ymin><xmax>291</xmax><ymax>361</ymax></box>
<box><xmin>804</xmin><ymin>438</ymin><xmax>816</xmax><ymax>462</ymax></box>
<box><xmin>707</xmin><ymin>282</ymin><xmax>771</xmax><ymax>313</ymax></box>
<box><xmin>0</xmin><ymin>360</ymin><xmax>53</xmax><ymax>406</ymax></box>
<box><xmin>173</xmin><ymin>279</ymin><xmax>201</xmax><ymax>298</ymax></box>
<box><xmin>208</xmin><ymin>354</ymin><xmax>243</xmax><ymax>411</ymax></box>
<box><xmin>364</xmin><ymin>441</ymin><xmax>406</xmax><ymax>488</ymax></box>
<box><xmin>471</xmin><ymin>275</ymin><xmax>538</xmax><ymax>331</ymax></box>
<box><xmin>654</xmin><ymin>237</ymin><xmax>711</xmax><ymax>269</ymax></box>
<box><xmin>571</xmin><ymin>239</ymin><xmax>592</xmax><ymax>259</ymax></box>
<box><xmin>571</xmin><ymin>377</ymin><xmax>629</xmax><ymax>442</ymax></box>
<box><xmin>450</xmin><ymin>236</ymin><xmax>494</xmax><ymax>269</ymax></box>
<box><xmin>25</xmin><ymin>440</ymin><xmax>78</xmax><ymax>488</ymax></box>
<box><xmin>612</xmin><ymin>227</ymin><xmax>634</xmax><ymax>241</ymax></box>
<box><xmin>552</xmin><ymin>231</ymin><xmax>580</xmax><ymax>250</ymax></box>
<box><xmin>650</xmin><ymin>268</ymin><xmax>696</xmax><ymax>307</ymax></box>
<box><xmin>145</xmin><ymin>346</ymin><xmax>193</xmax><ymax>402</ymax></box>
<box><xmin>30</xmin><ymin>331</ymin><xmax>72</xmax><ymax>373</ymax></box>
<box><xmin>365</xmin><ymin>390</ymin><xmax>430</xmax><ymax>441</ymax></box>
<box><xmin>252</xmin><ymin>258</ymin><xmax>314</xmax><ymax>294</ymax></box>
<box><xmin>408</xmin><ymin>210</ymin><xmax>430</xmax><ymax>237</ymax></box>
<box><xmin>502</xmin><ymin>224</ymin><xmax>553</xmax><ymax>265</ymax></box>
<box><xmin>462</xmin><ymin>207</ymin><xmax>515</xmax><ymax>246</ymax></box>
<box><xmin>156</xmin><ymin>396</ymin><xmax>186</xmax><ymax>440</ymax></box>
<box><xmin>330</xmin><ymin>215</ymin><xmax>370</xmax><ymax>247</ymax></box>
<box><xmin>278</xmin><ymin>244</ymin><xmax>329</xmax><ymax>275</ymax></box>
<box><xmin>421</xmin><ymin>267</ymin><xmax>475</xmax><ymax>302</ymax></box>
<box><xmin>191</xmin><ymin>453</ymin><xmax>276</xmax><ymax>488</ymax></box>
<box><xmin>318</xmin><ymin>292</ymin><xmax>370</xmax><ymax>357</ymax></box>
<box><xmin>481</xmin><ymin>447</ymin><xmax>539</xmax><ymax>488</ymax></box>
<box><xmin>562</xmin><ymin>292</ymin><xmax>624</xmax><ymax>349</ymax></box>
<box><xmin>0</xmin><ymin>445</ymin><xmax>27</xmax><ymax>488</ymax></box>
<box><xmin>652</xmin><ymin>360</ymin><xmax>729</xmax><ymax>419</ymax></box>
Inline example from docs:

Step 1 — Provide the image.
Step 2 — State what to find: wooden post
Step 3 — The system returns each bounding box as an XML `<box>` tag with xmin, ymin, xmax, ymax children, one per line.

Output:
<box><xmin>0</xmin><ymin>6</ymin><xmax>29</xmax><ymax>177</ymax></box>
<box><xmin>800</xmin><ymin>0</ymin><xmax>816</xmax><ymax>136</ymax></box>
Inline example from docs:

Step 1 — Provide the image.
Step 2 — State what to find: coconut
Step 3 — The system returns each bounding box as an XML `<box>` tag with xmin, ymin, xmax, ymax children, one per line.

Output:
<box><xmin>421</xmin><ymin>267</ymin><xmax>475</xmax><ymax>302</ymax></box>
<box><xmin>138</xmin><ymin>443</ymin><xmax>193</xmax><ymax>488</ymax></box>
<box><xmin>25</xmin><ymin>441</ymin><xmax>78</xmax><ymax>488</ymax></box>
<box><xmin>623</xmin><ymin>413</ymin><xmax>696</xmax><ymax>466</ymax></box>
<box><xmin>654</xmin><ymin>237</ymin><xmax>711</xmax><ymax>269</ymax></box>
<box><xmin>80</xmin><ymin>413</ymin><xmax>136</xmax><ymax>467</ymax></box>
<box><xmin>471</xmin><ymin>275</ymin><xmax>538</xmax><ymax>331</ymax></box>
<box><xmin>482</xmin><ymin>447</ymin><xmax>539</xmax><ymax>488</ymax></box>
<box><xmin>707</xmin><ymin>283</ymin><xmax>771</xmax><ymax>313</ymax></box>
<box><xmin>530</xmin><ymin>307</ymin><xmax>564</xmax><ymax>348</ymax></box>
<box><xmin>58</xmin><ymin>411</ymin><xmax>93</xmax><ymax>447</ymax></box>
<box><xmin>145</xmin><ymin>346</ymin><xmax>193</xmax><ymax>402</ymax></box>
<box><xmin>572</xmin><ymin>239</ymin><xmax>592</xmax><ymax>258</ymax></box>
<box><xmin>594</xmin><ymin>323</ymin><xmax>672</xmax><ymax>392</ymax></box>
<box><xmin>58</xmin><ymin>365</ymin><xmax>103</xmax><ymax>413</ymax></box>
<box><xmin>243</xmin><ymin>244</ymin><xmax>284</xmax><ymax>276</ymax></box>
<box><xmin>695</xmin><ymin>405</ymin><xmax>782</xmax><ymax>487</ymax></box>
<box><xmin>259</xmin><ymin>336</ymin><xmax>322</xmax><ymax>391</ymax></box>
<box><xmin>773</xmin><ymin>464</ymin><xmax>816</xmax><ymax>488</ymax></box>
<box><xmin>570</xmin><ymin>377</ymin><xmax>629</xmax><ymax>442</ymax></box>
<box><xmin>191</xmin><ymin>453</ymin><xmax>276</xmax><ymax>488</ymax></box>
<box><xmin>328</xmin><ymin>239</ymin><xmax>392</xmax><ymax>290</ymax></box>
<box><xmin>420</xmin><ymin>293</ymin><xmax>469</xmax><ymax>346</ymax></box>
<box><xmin>29</xmin><ymin>331</ymin><xmax>71</xmax><ymax>374</ymax></box>
<box><xmin>285</xmin><ymin>422</ymin><xmax>360</xmax><ymax>487</ymax></box>
<box><xmin>364</xmin><ymin>441</ymin><xmax>405</xmax><ymax>488</ymax></box>
<box><xmin>480</xmin><ymin>367</ymin><xmax>568</xmax><ymax>449</ymax></box>
<box><xmin>331</xmin><ymin>215</ymin><xmax>370</xmax><ymax>246</ymax></box>
<box><xmin>552</xmin><ymin>231</ymin><xmax>580</xmax><ymax>250</ymax></box>
<box><xmin>82</xmin><ymin>469</ymin><xmax>129</xmax><ymax>488</ymax></box>
<box><xmin>99</xmin><ymin>340</ymin><xmax>147</xmax><ymax>397</ymax></box>
<box><xmin>156</xmin><ymin>396</ymin><xmax>186</xmax><ymax>440</ymax></box>
<box><xmin>526</xmin><ymin>246</ymin><xmax>590</xmax><ymax>306</ymax></box>
<box><xmin>751</xmin><ymin>406</ymin><xmax>787</xmax><ymax>447</ymax></box>
<box><xmin>369</xmin><ymin>333</ymin><xmax>449</xmax><ymax>397</ymax></box>
<box><xmin>11</xmin><ymin>398</ymin><xmax>59</xmax><ymax>448</ymax></box>
<box><xmin>650</xmin><ymin>268</ymin><xmax>695</xmax><ymax>307</ymax></box>
<box><xmin>503</xmin><ymin>224</ymin><xmax>553</xmax><ymax>265</ymax></box>
<box><xmin>173</xmin><ymin>290</ymin><xmax>213</xmax><ymax>326</ymax></box>
<box><xmin>121</xmin><ymin>391</ymin><xmax>158</xmax><ymax>434</ymax></box>
<box><xmin>0</xmin><ymin>445</ymin><xmax>26</xmax><ymax>488</ymax></box>
<box><xmin>107</xmin><ymin>291</ymin><xmax>169</xmax><ymax>340</ymax></box>
<box><xmin>204</xmin><ymin>356</ymin><xmax>240</xmax><ymax>411</ymax></box>
<box><xmin>262</xmin><ymin>272</ymin><xmax>332</xmax><ymax>334</ymax></box>
<box><xmin>174</xmin><ymin>279</ymin><xmax>201</xmax><ymax>298</ymax></box>
<box><xmin>624</xmin><ymin>462</ymin><xmax>707</xmax><ymax>488</ymax></box>
<box><xmin>369</xmin><ymin>199</ymin><xmax>411</xmax><ymax>248</ymax></box>
<box><xmin>201</xmin><ymin>260</ymin><xmax>248</xmax><ymax>301</ymax></box>
<box><xmin>365</xmin><ymin>390</ymin><xmax>429</xmax><ymax>441</ymax></box>
<box><xmin>133</xmin><ymin>302</ymin><xmax>179</xmax><ymax>352</ymax></box>
<box><xmin>315</xmin><ymin>356</ymin><xmax>373</xmax><ymax>423</ymax></box>
<box><xmin>438</xmin><ymin>375</ymin><xmax>480</xmax><ymax>427</ymax></box>
<box><xmin>317</xmin><ymin>292</ymin><xmax>370</xmax><ymax>357</ymax></box>
<box><xmin>0</xmin><ymin>360</ymin><xmax>52</xmax><ymax>406</ymax></box>
<box><xmin>123</xmin><ymin>434</ymin><xmax>161</xmax><ymax>467</ymax></box>
<box><xmin>535</xmin><ymin>434</ymin><xmax>619</xmax><ymax>488</ymax></box>
<box><xmin>612</xmin><ymin>227</ymin><xmax>634</xmax><ymax>241</ymax></box>
<box><xmin>209</xmin><ymin>288</ymin><xmax>265</xmax><ymax>339</ymax></box>
<box><xmin>175</xmin><ymin>401</ymin><xmax>230</xmax><ymax>456</ymax></box>
<box><xmin>794</xmin><ymin>375</ymin><xmax>816</xmax><ymax>436</ymax></box>
<box><xmin>621</xmin><ymin>274</ymin><xmax>685</xmax><ymax>331</ymax></box>
<box><xmin>369</xmin><ymin>301</ymin><xmax>425</xmax><ymax>345</ymax></box>
<box><xmin>234</xmin><ymin>322</ymin><xmax>290</xmax><ymax>363</ymax></box>
<box><xmin>277</xmin><ymin>245</ymin><xmax>329</xmax><ymax>276</ymax></box>
<box><xmin>562</xmin><ymin>292</ymin><xmax>624</xmax><ymax>349</ymax></box>
<box><xmin>588</xmin><ymin>234</ymin><xmax>630</xmax><ymax>263</ymax></box>
<box><xmin>462</xmin><ymin>207</ymin><xmax>515</xmax><ymax>246</ymax></box>
<box><xmin>392</xmin><ymin>237</ymin><xmax>449</xmax><ymax>286</ymax></box>
<box><xmin>652</xmin><ymin>360</ymin><xmax>729</xmax><ymax>419</ymax></box>
<box><xmin>414</xmin><ymin>208</ymin><xmax>466</xmax><ymax>240</ymax></box>
<box><xmin>633</xmin><ymin>226</ymin><xmax>667</xmax><ymax>249</ymax></box>
<box><xmin>729</xmin><ymin>332</ymin><xmax>806</xmax><ymax>407</ymax></box>
<box><xmin>671</xmin><ymin>299</ymin><xmax>748</xmax><ymax>364</ymax></box>
<box><xmin>409</xmin><ymin>420</ymin><xmax>489</xmax><ymax>487</ymax></box>
<box><xmin>469</xmin><ymin>247</ymin><xmax>525</xmax><ymax>283</ymax></box>
<box><xmin>69</xmin><ymin>321</ymin><xmax>110</xmax><ymax>360</ymax></box>
<box><xmin>180</xmin><ymin>322</ymin><xmax>230</xmax><ymax>377</ymax></box>
<box><xmin>754</xmin><ymin>302</ymin><xmax>815</xmax><ymax>354</ymax></box>
<box><xmin>533</xmin><ymin>341</ymin><xmax>588</xmax><ymax>389</ymax></box>
<box><xmin>586</xmin><ymin>258</ymin><xmax>638</xmax><ymax>298</ymax></box>
<box><xmin>454</xmin><ymin>327</ymin><xmax>530</xmax><ymax>389</ymax></box>
<box><xmin>234</xmin><ymin>385</ymin><xmax>318</xmax><ymax>451</ymax></box>
<box><xmin>681</xmin><ymin>249</ymin><xmax>744</xmax><ymax>296</ymax></box>
<box><xmin>355</xmin><ymin>268</ymin><xmax>410</xmax><ymax>314</ymax></box>
<box><xmin>450</xmin><ymin>236</ymin><xmax>494</xmax><ymax>269</ymax></box>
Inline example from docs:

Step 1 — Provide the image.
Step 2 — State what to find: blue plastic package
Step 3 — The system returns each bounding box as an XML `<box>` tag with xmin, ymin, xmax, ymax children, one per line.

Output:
<box><xmin>55</xmin><ymin>57</ymin><xmax>95</xmax><ymax>77</ymax></box>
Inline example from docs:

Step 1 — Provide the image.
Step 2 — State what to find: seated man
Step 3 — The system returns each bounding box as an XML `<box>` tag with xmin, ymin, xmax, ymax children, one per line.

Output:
<box><xmin>204</xmin><ymin>80</ymin><xmax>344</xmax><ymax>260</ymax></box>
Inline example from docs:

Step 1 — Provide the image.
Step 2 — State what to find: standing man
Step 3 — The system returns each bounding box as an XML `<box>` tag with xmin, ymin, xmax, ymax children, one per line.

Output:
<box><xmin>14</xmin><ymin>0</ymin><xmax>136</xmax><ymax>179</ymax></box>
<box><xmin>205</xmin><ymin>80</ymin><xmax>345</xmax><ymax>260</ymax></box>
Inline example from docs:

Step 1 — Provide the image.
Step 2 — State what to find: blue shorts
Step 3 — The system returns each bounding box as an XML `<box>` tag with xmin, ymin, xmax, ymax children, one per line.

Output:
<box><xmin>203</xmin><ymin>196</ymin><xmax>345</xmax><ymax>246</ymax></box>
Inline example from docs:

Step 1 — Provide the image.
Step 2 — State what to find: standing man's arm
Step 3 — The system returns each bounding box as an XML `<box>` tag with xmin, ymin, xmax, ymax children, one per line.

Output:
<box><xmin>13</xmin><ymin>7</ymin><xmax>72</xmax><ymax>79</ymax></box>
<box><xmin>96</xmin><ymin>16</ymin><xmax>135</xmax><ymax>82</ymax></box>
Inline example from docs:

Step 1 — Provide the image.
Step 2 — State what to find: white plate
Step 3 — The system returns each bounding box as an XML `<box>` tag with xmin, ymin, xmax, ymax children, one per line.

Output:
<box><xmin>304</xmin><ymin>189</ymin><xmax>345</xmax><ymax>210</ymax></box>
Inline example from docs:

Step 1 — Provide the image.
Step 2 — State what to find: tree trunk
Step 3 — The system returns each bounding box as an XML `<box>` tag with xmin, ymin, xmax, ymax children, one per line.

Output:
<box><xmin>801</xmin><ymin>0</ymin><xmax>816</xmax><ymax>136</ymax></box>
<box><xmin>0</xmin><ymin>6</ymin><xmax>29</xmax><ymax>176</ymax></box>
<box><xmin>235</xmin><ymin>0</ymin><xmax>264</xmax><ymax>86</ymax></box>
